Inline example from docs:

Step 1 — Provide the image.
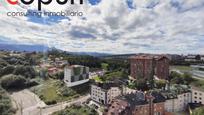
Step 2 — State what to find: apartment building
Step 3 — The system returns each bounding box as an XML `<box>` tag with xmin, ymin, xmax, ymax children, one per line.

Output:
<box><xmin>130</xmin><ymin>55</ymin><xmax>169</xmax><ymax>80</ymax></box>
<box><xmin>91</xmin><ymin>83</ymin><xmax>122</xmax><ymax>105</ymax></box>
<box><xmin>106</xmin><ymin>91</ymin><xmax>166</xmax><ymax>115</ymax></box>
<box><xmin>191</xmin><ymin>86</ymin><xmax>204</xmax><ymax>104</ymax></box>
<box><xmin>64</xmin><ymin>65</ymin><xmax>89</xmax><ymax>87</ymax></box>
<box><xmin>162</xmin><ymin>85</ymin><xmax>192</xmax><ymax>112</ymax></box>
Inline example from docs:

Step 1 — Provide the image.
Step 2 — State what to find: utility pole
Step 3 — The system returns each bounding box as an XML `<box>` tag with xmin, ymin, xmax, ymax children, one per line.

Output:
<box><xmin>20</xmin><ymin>99</ymin><xmax>23</xmax><ymax>115</ymax></box>
<box><xmin>39</xmin><ymin>107</ymin><xmax>42</xmax><ymax>115</ymax></box>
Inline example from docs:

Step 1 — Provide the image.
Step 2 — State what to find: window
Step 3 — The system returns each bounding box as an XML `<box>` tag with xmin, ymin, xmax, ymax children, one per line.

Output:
<box><xmin>195</xmin><ymin>96</ymin><xmax>197</xmax><ymax>99</ymax></box>
<box><xmin>135</xmin><ymin>109</ymin><xmax>138</xmax><ymax>111</ymax></box>
<box><xmin>195</xmin><ymin>92</ymin><xmax>197</xmax><ymax>95</ymax></box>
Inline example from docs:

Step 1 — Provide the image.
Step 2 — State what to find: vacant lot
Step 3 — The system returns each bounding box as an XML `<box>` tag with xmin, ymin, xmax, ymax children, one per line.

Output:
<box><xmin>52</xmin><ymin>105</ymin><xmax>98</xmax><ymax>115</ymax></box>
<box><xmin>10</xmin><ymin>89</ymin><xmax>46</xmax><ymax>115</ymax></box>
<box><xmin>30</xmin><ymin>79</ymin><xmax>90</xmax><ymax>105</ymax></box>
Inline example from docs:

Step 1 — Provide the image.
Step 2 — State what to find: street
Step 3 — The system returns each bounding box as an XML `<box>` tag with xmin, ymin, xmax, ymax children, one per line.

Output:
<box><xmin>10</xmin><ymin>89</ymin><xmax>90</xmax><ymax>115</ymax></box>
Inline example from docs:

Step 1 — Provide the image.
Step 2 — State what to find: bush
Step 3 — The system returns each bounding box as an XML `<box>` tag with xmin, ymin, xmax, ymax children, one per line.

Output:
<box><xmin>45</xmin><ymin>100</ymin><xmax>57</xmax><ymax>105</ymax></box>
<box><xmin>58</xmin><ymin>86</ymin><xmax>76</xmax><ymax>97</ymax></box>
<box><xmin>0</xmin><ymin>66</ymin><xmax>15</xmax><ymax>77</ymax></box>
<box><xmin>49</xmin><ymin>72</ymin><xmax>64</xmax><ymax>80</ymax></box>
<box><xmin>0</xmin><ymin>74</ymin><xmax>27</xmax><ymax>89</ymax></box>
<box><xmin>26</xmin><ymin>80</ymin><xmax>39</xmax><ymax>87</ymax></box>
<box><xmin>192</xmin><ymin>107</ymin><xmax>204</xmax><ymax>115</ymax></box>
<box><xmin>39</xmin><ymin>95</ymin><xmax>45</xmax><ymax>100</ymax></box>
<box><xmin>183</xmin><ymin>72</ymin><xmax>194</xmax><ymax>85</ymax></box>
<box><xmin>13</xmin><ymin>66</ymin><xmax>36</xmax><ymax>78</ymax></box>
<box><xmin>0</xmin><ymin>86</ymin><xmax>15</xmax><ymax>115</ymax></box>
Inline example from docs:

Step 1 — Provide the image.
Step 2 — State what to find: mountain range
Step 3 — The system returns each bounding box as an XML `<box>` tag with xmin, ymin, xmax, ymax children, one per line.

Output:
<box><xmin>0</xmin><ymin>43</ymin><xmax>111</xmax><ymax>57</ymax></box>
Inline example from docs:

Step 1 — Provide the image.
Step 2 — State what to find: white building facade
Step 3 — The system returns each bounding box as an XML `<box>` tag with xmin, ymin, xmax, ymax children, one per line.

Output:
<box><xmin>191</xmin><ymin>87</ymin><xmax>204</xmax><ymax>104</ymax></box>
<box><xmin>91</xmin><ymin>83</ymin><xmax>121</xmax><ymax>105</ymax></box>
<box><xmin>64</xmin><ymin>65</ymin><xmax>89</xmax><ymax>87</ymax></box>
<box><xmin>164</xmin><ymin>92</ymin><xmax>192</xmax><ymax>112</ymax></box>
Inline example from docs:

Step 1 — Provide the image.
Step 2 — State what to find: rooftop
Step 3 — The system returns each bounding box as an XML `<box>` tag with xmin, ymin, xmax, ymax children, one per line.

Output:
<box><xmin>107</xmin><ymin>99</ymin><xmax>129</xmax><ymax>115</ymax></box>
<box><xmin>123</xmin><ymin>92</ymin><xmax>148</xmax><ymax>106</ymax></box>
<box><xmin>151</xmin><ymin>91</ymin><xmax>166</xmax><ymax>103</ymax></box>
<box><xmin>92</xmin><ymin>82</ymin><xmax>120</xmax><ymax>90</ymax></box>
<box><xmin>130</xmin><ymin>55</ymin><xmax>169</xmax><ymax>60</ymax></box>
<box><xmin>160</xmin><ymin>84</ymin><xmax>191</xmax><ymax>99</ymax></box>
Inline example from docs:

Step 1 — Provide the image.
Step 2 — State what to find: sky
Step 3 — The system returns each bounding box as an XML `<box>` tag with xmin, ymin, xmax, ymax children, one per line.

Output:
<box><xmin>0</xmin><ymin>0</ymin><xmax>204</xmax><ymax>54</ymax></box>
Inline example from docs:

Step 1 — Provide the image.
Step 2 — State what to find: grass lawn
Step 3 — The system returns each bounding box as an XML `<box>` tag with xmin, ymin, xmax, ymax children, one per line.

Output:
<box><xmin>170</xmin><ymin>66</ymin><xmax>192</xmax><ymax>71</ymax></box>
<box><xmin>52</xmin><ymin>105</ymin><xmax>98</xmax><ymax>115</ymax></box>
<box><xmin>191</xmin><ymin>79</ymin><xmax>204</xmax><ymax>91</ymax></box>
<box><xmin>30</xmin><ymin>79</ymin><xmax>80</xmax><ymax>105</ymax></box>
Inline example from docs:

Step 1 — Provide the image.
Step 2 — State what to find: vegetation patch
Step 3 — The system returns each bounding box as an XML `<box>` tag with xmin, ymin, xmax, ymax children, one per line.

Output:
<box><xmin>192</xmin><ymin>107</ymin><xmax>204</xmax><ymax>115</ymax></box>
<box><xmin>170</xmin><ymin>66</ymin><xmax>192</xmax><ymax>71</ymax></box>
<box><xmin>92</xmin><ymin>76</ymin><xmax>104</xmax><ymax>83</ymax></box>
<box><xmin>191</xmin><ymin>79</ymin><xmax>204</xmax><ymax>91</ymax></box>
<box><xmin>0</xmin><ymin>86</ymin><xmax>15</xmax><ymax>115</ymax></box>
<box><xmin>52</xmin><ymin>105</ymin><xmax>98</xmax><ymax>115</ymax></box>
<box><xmin>30</xmin><ymin>79</ymin><xmax>90</xmax><ymax>105</ymax></box>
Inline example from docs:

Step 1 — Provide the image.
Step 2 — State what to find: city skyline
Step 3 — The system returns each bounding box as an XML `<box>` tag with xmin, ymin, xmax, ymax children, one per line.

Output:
<box><xmin>0</xmin><ymin>0</ymin><xmax>204</xmax><ymax>54</ymax></box>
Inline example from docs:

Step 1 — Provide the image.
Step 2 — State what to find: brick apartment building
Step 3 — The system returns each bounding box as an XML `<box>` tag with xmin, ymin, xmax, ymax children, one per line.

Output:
<box><xmin>130</xmin><ymin>55</ymin><xmax>170</xmax><ymax>80</ymax></box>
<box><xmin>106</xmin><ymin>91</ymin><xmax>166</xmax><ymax>115</ymax></box>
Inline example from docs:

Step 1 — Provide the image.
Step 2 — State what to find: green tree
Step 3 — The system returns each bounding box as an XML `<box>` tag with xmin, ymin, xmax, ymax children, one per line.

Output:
<box><xmin>0</xmin><ymin>58</ymin><xmax>8</xmax><ymax>68</ymax></box>
<box><xmin>183</xmin><ymin>72</ymin><xmax>194</xmax><ymax>85</ymax></box>
<box><xmin>0</xmin><ymin>86</ymin><xmax>15</xmax><ymax>115</ymax></box>
<box><xmin>136</xmin><ymin>79</ymin><xmax>148</xmax><ymax>91</ymax></box>
<box><xmin>101</xmin><ymin>63</ymin><xmax>109</xmax><ymax>70</ymax></box>
<box><xmin>13</xmin><ymin>66</ymin><xmax>36</xmax><ymax>78</ymax></box>
<box><xmin>169</xmin><ymin>71</ymin><xmax>181</xmax><ymax>81</ymax></box>
<box><xmin>192</xmin><ymin>107</ymin><xmax>204</xmax><ymax>115</ymax></box>
<box><xmin>58</xmin><ymin>86</ymin><xmax>76</xmax><ymax>97</ymax></box>
<box><xmin>0</xmin><ymin>74</ymin><xmax>27</xmax><ymax>89</ymax></box>
<box><xmin>155</xmin><ymin>80</ymin><xmax>166</xmax><ymax>89</ymax></box>
<box><xmin>169</xmin><ymin>71</ymin><xmax>185</xmax><ymax>84</ymax></box>
<box><xmin>0</xmin><ymin>66</ymin><xmax>15</xmax><ymax>77</ymax></box>
<box><xmin>195</xmin><ymin>55</ymin><xmax>201</xmax><ymax>61</ymax></box>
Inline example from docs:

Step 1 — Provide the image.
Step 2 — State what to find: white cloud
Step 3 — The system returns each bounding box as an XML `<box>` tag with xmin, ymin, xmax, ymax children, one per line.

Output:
<box><xmin>0</xmin><ymin>0</ymin><xmax>204</xmax><ymax>54</ymax></box>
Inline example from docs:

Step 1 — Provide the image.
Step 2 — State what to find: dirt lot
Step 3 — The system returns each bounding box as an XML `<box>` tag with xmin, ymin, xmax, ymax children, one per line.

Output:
<box><xmin>10</xmin><ymin>89</ymin><xmax>46</xmax><ymax>115</ymax></box>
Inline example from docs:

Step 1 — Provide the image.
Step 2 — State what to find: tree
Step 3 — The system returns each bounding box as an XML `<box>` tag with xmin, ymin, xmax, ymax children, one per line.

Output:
<box><xmin>169</xmin><ymin>71</ymin><xmax>181</xmax><ymax>81</ymax></box>
<box><xmin>0</xmin><ymin>86</ymin><xmax>15</xmax><ymax>115</ymax></box>
<box><xmin>169</xmin><ymin>71</ymin><xmax>186</xmax><ymax>84</ymax></box>
<box><xmin>13</xmin><ymin>66</ymin><xmax>36</xmax><ymax>78</ymax></box>
<box><xmin>57</xmin><ymin>71</ymin><xmax>64</xmax><ymax>80</ymax></box>
<box><xmin>0</xmin><ymin>74</ymin><xmax>27</xmax><ymax>89</ymax></box>
<box><xmin>183</xmin><ymin>72</ymin><xmax>194</xmax><ymax>85</ymax></box>
<box><xmin>101</xmin><ymin>63</ymin><xmax>109</xmax><ymax>70</ymax></box>
<box><xmin>155</xmin><ymin>80</ymin><xmax>166</xmax><ymax>89</ymax></box>
<box><xmin>0</xmin><ymin>58</ymin><xmax>8</xmax><ymax>69</ymax></box>
<box><xmin>192</xmin><ymin>107</ymin><xmax>204</xmax><ymax>115</ymax></box>
<box><xmin>195</xmin><ymin>55</ymin><xmax>201</xmax><ymax>61</ymax></box>
<box><xmin>136</xmin><ymin>79</ymin><xmax>149</xmax><ymax>91</ymax></box>
<box><xmin>0</xmin><ymin>65</ymin><xmax>15</xmax><ymax>77</ymax></box>
<box><xmin>58</xmin><ymin>86</ymin><xmax>76</xmax><ymax>97</ymax></box>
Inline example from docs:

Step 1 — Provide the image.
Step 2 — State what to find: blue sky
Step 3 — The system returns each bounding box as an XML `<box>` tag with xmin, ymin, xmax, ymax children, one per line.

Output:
<box><xmin>0</xmin><ymin>0</ymin><xmax>204</xmax><ymax>54</ymax></box>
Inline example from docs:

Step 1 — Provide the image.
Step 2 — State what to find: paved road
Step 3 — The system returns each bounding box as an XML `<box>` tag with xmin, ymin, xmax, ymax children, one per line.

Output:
<box><xmin>171</xmin><ymin>69</ymin><xmax>204</xmax><ymax>80</ymax></box>
<box><xmin>10</xmin><ymin>89</ymin><xmax>90</xmax><ymax>115</ymax></box>
<box><xmin>10</xmin><ymin>89</ymin><xmax>46</xmax><ymax>115</ymax></box>
<box><xmin>41</xmin><ymin>95</ymin><xmax>90</xmax><ymax>115</ymax></box>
